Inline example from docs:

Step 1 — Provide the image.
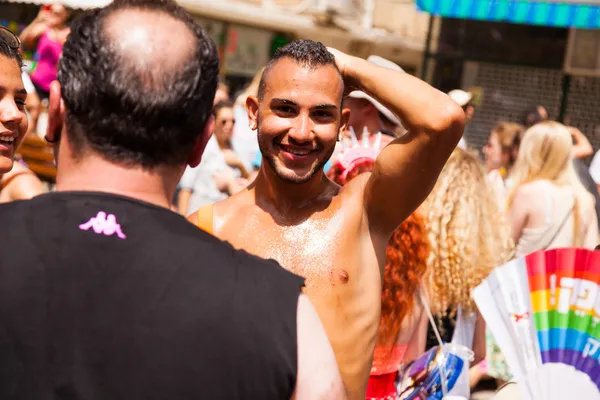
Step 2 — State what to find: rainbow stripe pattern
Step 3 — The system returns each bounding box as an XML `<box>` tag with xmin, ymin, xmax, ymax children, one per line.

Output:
<box><xmin>525</xmin><ymin>248</ymin><xmax>600</xmax><ymax>388</ymax></box>
<box><xmin>416</xmin><ymin>0</ymin><xmax>600</xmax><ymax>30</ymax></box>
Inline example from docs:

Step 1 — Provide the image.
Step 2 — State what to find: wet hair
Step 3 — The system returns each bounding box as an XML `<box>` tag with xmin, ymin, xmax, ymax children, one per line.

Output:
<box><xmin>212</xmin><ymin>100</ymin><xmax>233</xmax><ymax>117</ymax></box>
<box><xmin>328</xmin><ymin>158</ymin><xmax>430</xmax><ymax>347</ymax></box>
<box><xmin>257</xmin><ymin>39</ymin><xmax>342</xmax><ymax>101</ymax></box>
<box><xmin>58</xmin><ymin>0</ymin><xmax>219</xmax><ymax>168</ymax></box>
<box><xmin>0</xmin><ymin>28</ymin><xmax>23</xmax><ymax>68</ymax></box>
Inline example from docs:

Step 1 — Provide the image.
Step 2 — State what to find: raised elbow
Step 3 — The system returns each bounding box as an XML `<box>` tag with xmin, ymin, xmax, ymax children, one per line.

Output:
<box><xmin>427</xmin><ymin>101</ymin><xmax>466</xmax><ymax>142</ymax></box>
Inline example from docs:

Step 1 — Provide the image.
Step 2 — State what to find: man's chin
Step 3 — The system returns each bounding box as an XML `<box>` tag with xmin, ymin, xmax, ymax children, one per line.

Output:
<box><xmin>274</xmin><ymin>166</ymin><xmax>318</xmax><ymax>185</ymax></box>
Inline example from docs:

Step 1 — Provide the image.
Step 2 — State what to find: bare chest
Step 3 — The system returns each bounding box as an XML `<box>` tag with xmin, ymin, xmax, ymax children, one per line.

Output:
<box><xmin>219</xmin><ymin>210</ymin><xmax>358</xmax><ymax>293</ymax></box>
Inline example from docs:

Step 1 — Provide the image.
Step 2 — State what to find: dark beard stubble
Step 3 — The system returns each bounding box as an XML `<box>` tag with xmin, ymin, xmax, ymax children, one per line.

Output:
<box><xmin>256</xmin><ymin>111</ymin><xmax>336</xmax><ymax>184</ymax></box>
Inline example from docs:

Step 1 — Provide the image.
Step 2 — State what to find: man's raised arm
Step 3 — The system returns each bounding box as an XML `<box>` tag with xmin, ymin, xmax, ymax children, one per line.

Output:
<box><xmin>331</xmin><ymin>50</ymin><xmax>465</xmax><ymax>239</ymax></box>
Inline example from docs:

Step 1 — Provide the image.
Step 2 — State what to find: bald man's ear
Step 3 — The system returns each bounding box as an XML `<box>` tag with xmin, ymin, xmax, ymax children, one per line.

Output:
<box><xmin>188</xmin><ymin>115</ymin><xmax>215</xmax><ymax>168</ymax></box>
<box><xmin>246</xmin><ymin>96</ymin><xmax>259</xmax><ymax>131</ymax></box>
<box><xmin>46</xmin><ymin>80</ymin><xmax>65</xmax><ymax>146</ymax></box>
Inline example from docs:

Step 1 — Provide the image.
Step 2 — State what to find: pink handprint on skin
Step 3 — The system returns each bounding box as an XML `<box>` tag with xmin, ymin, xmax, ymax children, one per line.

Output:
<box><xmin>79</xmin><ymin>211</ymin><xmax>127</xmax><ymax>239</ymax></box>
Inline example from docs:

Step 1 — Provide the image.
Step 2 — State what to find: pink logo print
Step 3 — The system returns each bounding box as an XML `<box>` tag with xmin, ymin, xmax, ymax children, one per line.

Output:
<box><xmin>79</xmin><ymin>211</ymin><xmax>127</xmax><ymax>239</ymax></box>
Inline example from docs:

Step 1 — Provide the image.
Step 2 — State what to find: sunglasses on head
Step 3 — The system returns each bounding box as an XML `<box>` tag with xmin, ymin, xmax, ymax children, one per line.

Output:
<box><xmin>0</xmin><ymin>26</ymin><xmax>21</xmax><ymax>50</ymax></box>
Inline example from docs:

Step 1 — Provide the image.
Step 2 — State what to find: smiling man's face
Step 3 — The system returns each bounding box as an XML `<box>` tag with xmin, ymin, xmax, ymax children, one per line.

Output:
<box><xmin>249</xmin><ymin>58</ymin><xmax>345</xmax><ymax>184</ymax></box>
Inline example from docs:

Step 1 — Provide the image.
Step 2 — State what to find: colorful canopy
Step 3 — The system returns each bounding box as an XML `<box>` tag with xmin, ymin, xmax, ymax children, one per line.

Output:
<box><xmin>416</xmin><ymin>0</ymin><xmax>600</xmax><ymax>29</ymax></box>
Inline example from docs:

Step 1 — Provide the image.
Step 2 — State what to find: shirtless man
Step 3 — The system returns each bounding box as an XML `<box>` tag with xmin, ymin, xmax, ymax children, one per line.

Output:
<box><xmin>189</xmin><ymin>40</ymin><xmax>465</xmax><ymax>399</ymax></box>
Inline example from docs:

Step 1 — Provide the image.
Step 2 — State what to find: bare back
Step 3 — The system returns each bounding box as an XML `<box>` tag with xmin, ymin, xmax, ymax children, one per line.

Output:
<box><xmin>192</xmin><ymin>175</ymin><xmax>383</xmax><ymax>399</ymax></box>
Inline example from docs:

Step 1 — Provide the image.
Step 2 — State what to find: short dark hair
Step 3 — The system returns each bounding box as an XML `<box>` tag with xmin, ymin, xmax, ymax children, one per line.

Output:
<box><xmin>212</xmin><ymin>100</ymin><xmax>233</xmax><ymax>117</ymax></box>
<box><xmin>58</xmin><ymin>0</ymin><xmax>219</xmax><ymax>169</ymax></box>
<box><xmin>0</xmin><ymin>28</ymin><xmax>23</xmax><ymax>68</ymax></box>
<box><xmin>257</xmin><ymin>39</ymin><xmax>341</xmax><ymax>100</ymax></box>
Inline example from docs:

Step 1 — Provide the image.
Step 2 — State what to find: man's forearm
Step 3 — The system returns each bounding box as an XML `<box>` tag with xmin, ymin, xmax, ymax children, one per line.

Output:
<box><xmin>19</xmin><ymin>21</ymin><xmax>46</xmax><ymax>48</ymax></box>
<box><xmin>346</xmin><ymin>57</ymin><xmax>463</xmax><ymax>134</ymax></box>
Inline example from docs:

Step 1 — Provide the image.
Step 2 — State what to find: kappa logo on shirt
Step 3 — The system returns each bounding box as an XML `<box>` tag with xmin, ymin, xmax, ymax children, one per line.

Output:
<box><xmin>79</xmin><ymin>211</ymin><xmax>127</xmax><ymax>239</ymax></box>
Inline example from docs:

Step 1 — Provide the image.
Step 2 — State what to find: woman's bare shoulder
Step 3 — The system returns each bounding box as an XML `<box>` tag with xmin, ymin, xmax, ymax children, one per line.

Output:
<box><xmin>1</xmin><ymin>162</ymin><xmax>45</xmax><ymax>201</ymax></box>
<box><xmin>514</xmin><ymin>181</ymin><xmax>545</xmax><ymax>198</ymax></box>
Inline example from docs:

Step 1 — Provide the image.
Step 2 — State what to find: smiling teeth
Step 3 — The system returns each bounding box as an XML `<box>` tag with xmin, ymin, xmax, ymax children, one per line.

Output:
<box><xmin>290</xmin><ymin>150</ymin><xmax>309</xmax><ymax>155</ymax></box>
<box><xmin>0</xmin><ymin>137</ymin><xmax>14</xmax><ymax>144</ymax></box>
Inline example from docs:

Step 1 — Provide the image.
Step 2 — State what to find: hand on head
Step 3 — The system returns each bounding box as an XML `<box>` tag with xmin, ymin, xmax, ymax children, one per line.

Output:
<box><xmin>326</xmin><ymin>47</ymin><xmax>361</xmax><ymax>95</ymax></box>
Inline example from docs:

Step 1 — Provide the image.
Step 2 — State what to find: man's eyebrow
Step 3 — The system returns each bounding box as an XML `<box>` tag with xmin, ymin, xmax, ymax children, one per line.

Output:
<box><xmin>270</xmin><ymin>98</ymin><xmax>298</xmax><ymax>106</ymax></box>
<box><xmin>17</xmin><ymin>88</ymin><xmax>27</xmax><ymax>96</ymax></box>
<box><xmin>313</xmin><ymin>103</ymin><xmax>337</xmax><ymax>110</ymax></box>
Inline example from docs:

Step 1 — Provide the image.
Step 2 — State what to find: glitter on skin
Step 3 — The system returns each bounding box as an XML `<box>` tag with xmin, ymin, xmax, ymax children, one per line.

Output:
<box><xmin>234</xmin><ymin>207</ymin><xmax>344</xmax><ymax>293</ymax></box>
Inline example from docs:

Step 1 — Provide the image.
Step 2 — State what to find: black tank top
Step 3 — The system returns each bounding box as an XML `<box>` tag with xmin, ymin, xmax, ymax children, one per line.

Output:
<box><xmin>0</xmin><ymin>192</ymin><xmax>303</xmax><ymax>399</ymax></box>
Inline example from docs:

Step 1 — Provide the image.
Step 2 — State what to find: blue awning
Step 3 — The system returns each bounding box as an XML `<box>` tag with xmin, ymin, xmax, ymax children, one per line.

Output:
<box><xmin>416</xmin><ymin>0</ymin><xmax>600</xmax><ymax>29</ymax></box>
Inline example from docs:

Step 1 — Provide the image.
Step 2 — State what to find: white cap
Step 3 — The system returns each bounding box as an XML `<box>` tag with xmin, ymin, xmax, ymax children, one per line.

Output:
<box><xmin>348</xmin><ymin>55</ymin><xmax>404</xmax><ymax>128</ymax></box>
<box><xmin>448</xmin><ymin>89</ymin><xmax>473</xmax><ymax>107</ymax></box>
<box><xmin>448</xmin><ymin>89</ymin><xmax>472</xmax><ymax>149</ymax></box>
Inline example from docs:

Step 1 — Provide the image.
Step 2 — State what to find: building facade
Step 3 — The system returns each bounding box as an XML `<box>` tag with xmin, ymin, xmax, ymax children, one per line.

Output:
<box><xmin>419</xmin><ymin>0</ymin><xmax>600</xmax><ymax>160</ymax></box>
<box><xmin>2</xmin><ymin>0</ymin><xmax>433</xmax><ymax>95</ymax></box>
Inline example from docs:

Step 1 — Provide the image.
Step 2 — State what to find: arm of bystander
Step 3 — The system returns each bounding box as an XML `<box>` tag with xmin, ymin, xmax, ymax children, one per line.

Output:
<box><xmin>293</xmin><ymin>294</ymin><xmax>346</xmax><ymax>400</ymax></box>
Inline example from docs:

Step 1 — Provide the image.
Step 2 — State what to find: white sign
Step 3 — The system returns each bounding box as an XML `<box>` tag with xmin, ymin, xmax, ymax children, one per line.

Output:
<box><xmin>225</xmin><ymin>25</ymin><xmax>273</xmax><ymax>77</ymax></box>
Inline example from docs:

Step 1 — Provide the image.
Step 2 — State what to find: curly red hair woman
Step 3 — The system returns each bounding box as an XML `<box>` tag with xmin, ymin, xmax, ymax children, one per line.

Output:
<box><xmin>328</xmin><ymin>150</ymin><xmax>430</xmax><ymax>400</ymax></box>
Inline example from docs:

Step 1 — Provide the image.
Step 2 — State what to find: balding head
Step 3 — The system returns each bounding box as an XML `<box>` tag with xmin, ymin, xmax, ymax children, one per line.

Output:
<box><xmin>57</xmin><ymin>0</ymin><xmax>219</xmax><ymax>168</ymax></box>
<box><xmin>104</xmin><ymin>8</ymin><xmax>195</xmax><ymax>90</ymax></box>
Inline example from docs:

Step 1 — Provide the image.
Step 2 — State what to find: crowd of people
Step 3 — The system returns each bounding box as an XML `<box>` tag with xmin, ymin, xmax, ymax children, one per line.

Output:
<box><xmin>0</xmin><ymin>0</ymin><xmax>598</xmax><ymax>399</ymax></box>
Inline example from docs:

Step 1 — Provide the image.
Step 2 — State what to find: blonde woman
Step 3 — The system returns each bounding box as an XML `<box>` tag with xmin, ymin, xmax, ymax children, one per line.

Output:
<box><xmin>507</xmin><ymin>121</ymin><xmax>598</xmax><ymax>257</ymax></box>
<box><xmin>421</xmin><ymin>148</ymin><xmax>514</xmax><ymax>394</ymax></box>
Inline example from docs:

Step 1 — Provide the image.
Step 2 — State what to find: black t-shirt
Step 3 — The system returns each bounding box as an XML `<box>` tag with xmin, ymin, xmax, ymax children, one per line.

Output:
<box><xmin>0</xmin><ymin>192</ymin><xmax>303</xmax><ymax>399</ymax></box>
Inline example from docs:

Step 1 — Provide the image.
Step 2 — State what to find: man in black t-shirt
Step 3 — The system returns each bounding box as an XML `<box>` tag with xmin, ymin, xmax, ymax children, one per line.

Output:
<box><xmin>0</xmin><ymin>1</ymin><xmax>344</xmax><ymax>399</ymax></box>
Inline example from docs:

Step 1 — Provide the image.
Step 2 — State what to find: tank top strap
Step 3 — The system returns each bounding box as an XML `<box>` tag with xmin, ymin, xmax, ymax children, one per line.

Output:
<box><xmin>196</xmin><ymin>204</ymin><xmax>214</xmax><ymax>235</ymax></box>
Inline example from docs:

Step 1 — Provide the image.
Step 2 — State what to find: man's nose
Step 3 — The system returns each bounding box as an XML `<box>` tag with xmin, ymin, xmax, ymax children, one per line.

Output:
<box><xmin>289</xmin><ymin>114</ymin><xmax>313</xmax><ymax>143</ymax></box>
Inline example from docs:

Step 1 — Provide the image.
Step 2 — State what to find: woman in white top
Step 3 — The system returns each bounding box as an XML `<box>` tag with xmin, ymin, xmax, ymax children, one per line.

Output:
<box><xmin>178</xmin><ymin>101</ymin><xmax>250</xmax><ymax>215</ymax></box>
<box><xmin>508</xmin><ymin>121</ymin><xmax>598</xmax><ymax>257</ymax></box>
<box><xmin>232</xmin><ymin>68</ymin><xmax>264</xmax><ymax>168</ymax></box>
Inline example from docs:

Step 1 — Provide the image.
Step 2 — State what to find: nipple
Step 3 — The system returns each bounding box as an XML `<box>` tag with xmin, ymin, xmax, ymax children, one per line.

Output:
<box><xmin>330</xmin><ymin>268</ymin><xmax>350</xmax><ymax>285</ymax></box>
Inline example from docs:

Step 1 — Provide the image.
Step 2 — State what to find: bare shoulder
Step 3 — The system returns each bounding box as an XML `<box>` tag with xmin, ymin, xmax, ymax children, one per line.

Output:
<box><xmin>2</xmin><ymin>163</ymin><xmax>45</xmax><ymax>201</ymax></box>
<box><xmin>2</xmin><ymin>162</ymin><xmax>33</xmax><ymax>184</ymax></box>
<box><xmin>185</xmin><ymin>190</ymin><xmax>252</xmax><ymax>226</ymax></box>
<box><xmin>514</xmin><ymin>181</ymin><xmax>543</xmax><ymax>199</ymax></box>
<box><xmin>214</xmin><ymin>188</ymin><xmax>254</xmax><ymax>215</ymax></box>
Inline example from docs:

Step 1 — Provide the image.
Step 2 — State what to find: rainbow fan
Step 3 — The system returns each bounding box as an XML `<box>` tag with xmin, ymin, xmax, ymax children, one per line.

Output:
<box><xmin>472</xmin><ymin>248</ymin><xmax>600</xmax><ymax>400</ymax></box>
